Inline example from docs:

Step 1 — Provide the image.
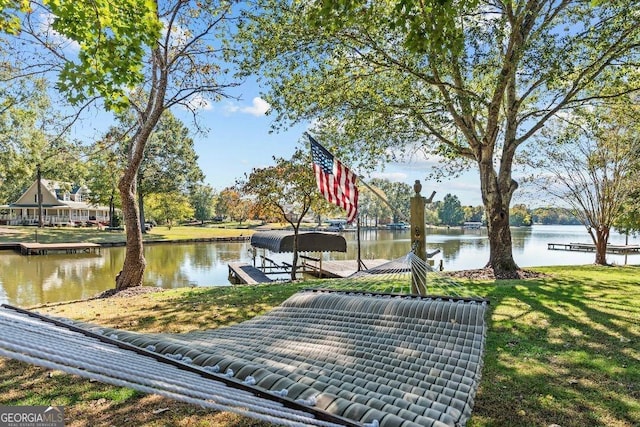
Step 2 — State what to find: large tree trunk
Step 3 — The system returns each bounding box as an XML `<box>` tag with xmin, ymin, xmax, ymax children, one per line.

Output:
<box><xmin>591</xmin><ymin>226</ymin><xmax>610</xmax><ymax>265</ymax></box>
<box><xmin>485</xmin><ymin>209</ymin><xmax>518</xmax><ymax>274</ymax></box>
<box><xmin>114</xmin><ymin>47</ymin><xmax>167</xmax><ymax>291</ymax></box>
<box><xmin>479</xmin><ymin>152</ymin><xmax>520</xmax><ymax>277</ymax></box>
<box><xmin>116</xmin><ymin>175</ymin><xmax>146</xmax><ymax>290</ymax></box>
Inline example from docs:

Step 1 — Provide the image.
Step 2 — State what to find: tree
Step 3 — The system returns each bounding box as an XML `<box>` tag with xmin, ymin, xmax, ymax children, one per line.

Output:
<box><xmin>216</xmin><ymin>187</ymin><xmax>241</xmax><ymax>221</ymax></box>
<box><xmin>613</xmin><ymin>189</ymin><xmax>640</xmax><ymax>265</ymax></box>
<box><xmin>358</xmin><ymin>185</ymin><xmax>387</xmax><ymax>227</ymax></box>
<box><xmin>191</xmin><ymin>184</ymin><xmax>215</xmax><ymax>225</ymax></box>
<box><xmin>239</xmin><ymin>148</ymin><xmax>326</xmax><ymax>280</ymax></box>
<box><xmin>145</xmin><ymin>192</ymin><xmax>193</xmax><ymax>230</ymax></box>
<box><xmin>137</xmin><ymin>111</ymin><xmax>204</xmax><ymax>232</ymax></box>
<box><xmin>424</xmin><ymin>203</ymin><xmax>440</xmax><ymax>226</ymax></box>
<box><xmin>377</xmin><ymin>180</ymin><xmax>412</xmax><ymax>223</ymax></box>
<box><xmin>530</xmin><ymin>101</ymin><xmax>640</xmax><ymax>265</ymax></box>
<box><xmin>509</xmin><ymin>204</ymin><xmax>532</xmax><ymax>227</ymax></box>
<box><xmin>7</xmin><ymin>1</ymin><xmax>242</xmax><ymax>290</ymax></box>
<box><xmin>438</xmin><ymin>194</ymin><xmax>464</xmax><ymax>226</ymax></box>
<box><xmin>238</xmin><ymin>1</ymin><xmax>640</xmax><ymax>276</ymax></box>
<box><xmin>463</xmin><ymin>205</ymin><xmax>484</xmax><ymax>223</ymax></box>
<box><xmin>0</xmin><ymin>77</ymin><xmax>83</xmax><ymax>207</ymax></box>
<box><xmin>0</xmin><ymin>0</ymin><xmax>28</xmax><ymax>35</ymax></box>
<box><xmin>85</xmin><ymin>131</ymin><xmax>123</xmax><ymax>228</ymax></box>
<box><xmin>531</xmin><ymin>207</ymin><xmax>580</xmax><ymax>225</ymax></box>
<box><xmin>614</xmin><ymin>194</ymin><xmax>640</xmax><ymax>237</ymax></box>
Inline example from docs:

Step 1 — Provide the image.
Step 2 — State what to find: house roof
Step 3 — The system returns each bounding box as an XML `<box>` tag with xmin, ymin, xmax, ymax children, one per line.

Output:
<box><xmin>7</xmin><ymin>179</ymin><xmax>111</xmax><ymax>211</ymax></box>
<box><xmin>250</xmin><ymin>231</ymin><xmax>347</xmax><ymax>253</ymax></box>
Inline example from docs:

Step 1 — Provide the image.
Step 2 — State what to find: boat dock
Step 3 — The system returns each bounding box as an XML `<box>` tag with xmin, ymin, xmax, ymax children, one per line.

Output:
<box><xmin>227</xmin><ymin>258</ymin><xmax>397</xmax><ymax>284</ymax></box>
<box><xmin>548</xmin><ymin>242</ymin><xmax>640</xmax><ymax>255</ymax></box>
<box><xmin>301</xmin><ymin>258</ymin><xmax>391</xmax><ymax>278</ymax></box>
<box><xmin>18</xmin><ymin>242</ymin><xmax>102</xmax><ymax>255</ymax></box>
<box><xmin>228</xmin><ymin>262</ymin><xmax>274</xmax><ymax>285</ymax></box>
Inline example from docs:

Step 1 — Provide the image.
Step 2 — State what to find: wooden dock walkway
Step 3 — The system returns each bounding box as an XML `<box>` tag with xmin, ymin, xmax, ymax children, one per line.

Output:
<box><xmin>303</xmin><ymin>259</ymin><xmax>391</xmax><ymax>278</ymax></box>
<box><xmin>228</xmin><ymin>262</ymin><xmax>274</xmax><ymax>285</ymax></box>
<box><xmin>548</xmin><ymin>242</ymin><xmax>640</xmax><ymax>255</ymax></box>
<box><xmin>19</xmin><ymin>242</ymin><xmax>102</xmax><ymax>255</ymax></box>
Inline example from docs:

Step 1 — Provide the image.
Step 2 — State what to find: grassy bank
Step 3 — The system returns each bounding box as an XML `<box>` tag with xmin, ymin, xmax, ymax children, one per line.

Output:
<box><xmin>0</xmin><ymin>222</ymin><xmax>319</xmax><ymax>245</ymax></box>
<box><xmin>1</xmin><ymin>265</ymin><xmax>638</xmax><ymax>426</ymax></box>
<box><xmin>0</xmin><ymin>224</ymin><xmax>257</xmax><ymax>244</ymax></box>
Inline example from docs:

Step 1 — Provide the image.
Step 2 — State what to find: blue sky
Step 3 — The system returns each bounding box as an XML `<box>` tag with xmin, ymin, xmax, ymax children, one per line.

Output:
<box><xmin>170</xmin><ymin>86</ymin><xmax>486</xmax><ymax>207</ymax></box>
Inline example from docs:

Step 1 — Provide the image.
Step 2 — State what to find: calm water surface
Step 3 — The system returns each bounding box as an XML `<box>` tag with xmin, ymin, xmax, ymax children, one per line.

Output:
<box><xmin>1</xmin><ymin>225</ymin><xmax>637</xmax><ymax>306</ymax></box>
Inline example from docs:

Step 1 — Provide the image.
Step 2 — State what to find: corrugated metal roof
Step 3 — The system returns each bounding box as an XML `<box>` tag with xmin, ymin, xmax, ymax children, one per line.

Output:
<box><xmin>250</xmin><ymin>231</ymin><xmax>347</xmax><ymax>253</ymax></box>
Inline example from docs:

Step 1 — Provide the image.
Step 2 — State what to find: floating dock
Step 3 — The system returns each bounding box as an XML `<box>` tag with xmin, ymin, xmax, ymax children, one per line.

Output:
<box><xmin>228</xmin><ymin>262</ymin><xmax>274</xmax><ymax>285</ymax></box>
<box><xmin>302</xmin><ymin>259</ymin><xmax>391</xmax><ymax>278</ymax></box>
<box><xmin>228</xmin><ymin>258</ymin><xmax>397</xmax><ymax>283</ymax></box>
<box><xmin>548</xmin><ymin>242</ymin><xmax>640</xmax><ymax>255</ymax></box>
<box><xmin>19</xmin><ymin>242</ymin><xmax>102</xmax><ymax>255</ymax></box>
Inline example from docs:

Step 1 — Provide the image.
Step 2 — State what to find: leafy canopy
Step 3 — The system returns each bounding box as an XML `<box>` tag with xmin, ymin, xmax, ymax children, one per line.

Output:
<box><xmin>307</xmin><ymin>0</ymin><xmax>479</xmax><ymax>55</ymax></box>
<box><xmin>47</xmin><ymin>0</ymin><xmax>162</xmax><ymax>111</ymax></box>
<box><xmin>0</xmin><ymin>0</ymin><xmax>28</xmax><ymax>34</ymax></box>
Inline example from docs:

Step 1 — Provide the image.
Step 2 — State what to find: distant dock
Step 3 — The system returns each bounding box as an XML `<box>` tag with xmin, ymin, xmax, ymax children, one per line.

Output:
<box><xmin>548</xmin><ymin>242</ymin><xmax>640</xmax><ymax>255</ymax></box>
<box><xmin>18</xmin><ymin>242</ymin><xmax>102</xmax><ymax>255</ymax></box>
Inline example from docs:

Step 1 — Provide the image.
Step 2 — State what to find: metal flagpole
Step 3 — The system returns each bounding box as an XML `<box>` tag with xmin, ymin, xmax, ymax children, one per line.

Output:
<box><xmin>356</xmin><ymin>214</ymin><xmax>367</xmax><ymax>271</ymax></box>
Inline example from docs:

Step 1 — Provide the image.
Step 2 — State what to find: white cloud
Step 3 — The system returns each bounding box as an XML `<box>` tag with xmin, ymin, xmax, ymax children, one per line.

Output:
<box><xmin>224</xmin><ymin>97</ymin><xmax>270</xmax><ymax>117</ymax></box>
<box><xmin>370</xmin><ymin>171</ymin><xmax>408</xmax><ymax>182</ymax></box>
<box><xmin>38</xmin><ymin>12</ymin><xmax>80</xmax><ymax>52</ymax></box>
<box><xmin>241</xmin><ymin>97</ymin><xmax>271</xmax><ymax>116</ymax></box>
<box><xmin>383</xmin><ymin>144</ymin><xmax>446</xmax><ymax>168</ymax></box>
<box><xmin>185</xmin><ymin>93</ymin><xmax>212</xmax><ymax>111</ymax></box>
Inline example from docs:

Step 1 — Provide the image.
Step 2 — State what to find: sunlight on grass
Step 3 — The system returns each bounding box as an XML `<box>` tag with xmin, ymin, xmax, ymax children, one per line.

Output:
<box><xmin>1</xmin><ymin>264</ymin><xmax>638</xmax><ymax>426</ymax></box>
<box><xmin>470</xmin><ymin>265</ymin><xmax>640</xmax><ymax>427</ymax></box>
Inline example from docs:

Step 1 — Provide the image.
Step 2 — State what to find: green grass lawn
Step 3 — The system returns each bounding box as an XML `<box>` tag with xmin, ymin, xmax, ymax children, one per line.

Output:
<box><xmin>0</xmin><ymin>224</ymin><xmax>257</xmax><ymax>244</ymax></box>
<box><xmin>0</xmin><ymin>222</ymin><xmax>321</xmax><ymax>244</ymax></box>
<box><xmin>0</xmin><ymin>265</ymin><xmax>638</xmax><ymax>426</ymax></box>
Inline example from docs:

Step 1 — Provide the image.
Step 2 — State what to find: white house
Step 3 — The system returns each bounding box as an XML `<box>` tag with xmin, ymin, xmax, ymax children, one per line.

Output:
<box><xmin>0</xmin><ymin>179</ymin><xmax>114</xmax><ymax>226</ymax></box>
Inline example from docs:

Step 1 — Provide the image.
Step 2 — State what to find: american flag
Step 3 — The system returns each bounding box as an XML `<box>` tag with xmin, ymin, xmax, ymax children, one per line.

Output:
<box><xmin>308</xmin><ymin>134</ymin><xmax>358</xmax><ymax>222</ymax></box>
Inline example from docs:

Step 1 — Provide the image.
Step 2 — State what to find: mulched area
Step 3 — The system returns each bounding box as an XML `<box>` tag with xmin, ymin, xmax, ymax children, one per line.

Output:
<box><xmin>444</xmin><ymin>268</ymin><xmax>549</xmax><ymax>280</ymax></box>
<box><xmin>93</xmin><ymin>286</ymin><xmax>166</xmax><ymax>299</ymax></box>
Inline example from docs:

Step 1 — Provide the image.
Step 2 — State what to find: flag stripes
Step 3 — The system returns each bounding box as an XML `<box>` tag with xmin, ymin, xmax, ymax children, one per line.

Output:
<box><xmin>308</xmin><ymin>134</ymin><xmax>358</xmax><ymax>222</ymax></box>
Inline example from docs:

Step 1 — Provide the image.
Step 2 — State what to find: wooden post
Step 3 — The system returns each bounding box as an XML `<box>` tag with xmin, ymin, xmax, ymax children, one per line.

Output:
<box><xmin>410</xmin><ymin>180</ymin><xmax>427</xmax><ymax>295</ymax></box>
<box><xmin>37</xmin><ymin>164</ymin><xmax>44</xmax><ymax>228</ymax></box>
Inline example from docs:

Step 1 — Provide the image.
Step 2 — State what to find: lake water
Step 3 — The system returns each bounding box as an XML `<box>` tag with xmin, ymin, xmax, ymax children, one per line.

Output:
<box><xmin>1</xmin><ymin>225</ymin><xmax>637</xmax><ymax>307</ymax></box>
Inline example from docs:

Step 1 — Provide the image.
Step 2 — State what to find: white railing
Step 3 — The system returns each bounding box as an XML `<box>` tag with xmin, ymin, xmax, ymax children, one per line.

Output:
<box><xmin>0</xmin><ymin>214</ymin><xmax>111</xmax><ymax>226</ymax></box>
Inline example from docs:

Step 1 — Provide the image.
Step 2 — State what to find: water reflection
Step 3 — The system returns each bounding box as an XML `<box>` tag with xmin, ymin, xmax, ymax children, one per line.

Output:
<box><xmin>1</xmin><ymin>225</ymin><xmax>638</xmax><ymax>306</ymax></box>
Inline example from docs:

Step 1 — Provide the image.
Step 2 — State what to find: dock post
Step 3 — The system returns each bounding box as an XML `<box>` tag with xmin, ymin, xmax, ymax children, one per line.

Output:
<box><xmin>410</xmin><ymin>181</ymin><xmax>427</xmax><ymax>295</ymax></box>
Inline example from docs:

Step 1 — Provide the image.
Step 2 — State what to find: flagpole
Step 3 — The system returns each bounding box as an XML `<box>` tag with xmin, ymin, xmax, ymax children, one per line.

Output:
<box><xmin>357</xmin><ymin>215</ymin><xmax>362</xmax><ymax>271</ymax></box>
<box><xmin>356</xmin><ymin>214</ymin><xmax>368</xmax><ymax>271</ymax></box>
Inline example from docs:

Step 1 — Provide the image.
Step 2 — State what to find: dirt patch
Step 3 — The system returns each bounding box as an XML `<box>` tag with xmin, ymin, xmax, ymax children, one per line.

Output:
<box><xmin>445</xmin><ymin>268</ymin><xmax>549</xmax><ymax>280</ymax></box>
<box><xmin>93</xmin><ymin>286</ymin><xmax>166</xmax><ymax>299</ymax></box>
